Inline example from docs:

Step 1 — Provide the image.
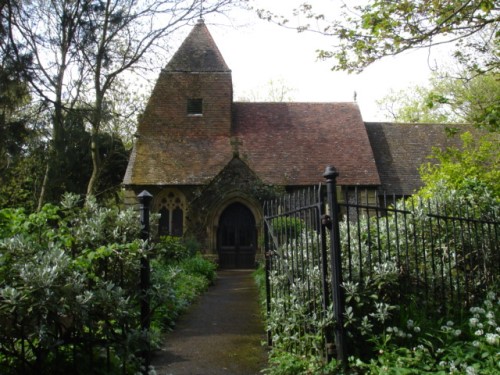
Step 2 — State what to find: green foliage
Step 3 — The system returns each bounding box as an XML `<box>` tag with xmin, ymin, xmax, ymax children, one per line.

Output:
<box><xmin>377</xmin><ymin>71</ymin><xmax>500</xmax><ymax>130</ymax></box>
<box><xmin>264</xmin><ymin>186</ymin><xmax>498</xmax><ymax>372</ymax></box>
<box><xmin>266</xmin><ymin>229</ymin><xmax>333</xmax><ymax>360</ymax></box>
<box><xmin>253</xmin><ymin>266</ymin><xmax>267</xmax><ymax>313</ymax></box>
<box><xmin>270</xmin><ymin>216</ymin><xmax>306</xmax><ymax>239</ymax></box>
<box><xmin>155</xmin><ymin>235</ymin><xmax>193</xmax><ymax>262</ymax></box>
<box><xmin>0</xmin><ymin>194</ymin><xmax>216</xmax><ymax>373</ymax></box>
<box><xmin>0</xmin><ymin>194</ymin><xmax>145</xmax><ymax>373</ymax></box>
<box><xmin>418</xmin><ymin>132</ymin><xmax>500</xmax><ymax>203</ymax></box>
<box><xmin>260</xmin><ymin>1</ymin><xmax>499</xmax><ymax>74</ymax></box>
<box><xmin>377</xmin><ymin>84</ymin><xmax>451</xmax><ymax>123</ymax></box>
<box><xmin>350</xmin><ymin>291</ymin><xmax>500</xmax><ymax>374</ymax></box>
<box><xmin>179</xmin><ymin>255</ymin><xmax>217</xmax><ymax>284</ymax></box>
<box><xmin>264</xmin><ymin>350</ymin><xmax>340</xmax><ymax>375</ymax></box>
<box><xmin>150</xmin><ymin>253</ymin><xmax>217</xmax><ymax>332</ymax></box>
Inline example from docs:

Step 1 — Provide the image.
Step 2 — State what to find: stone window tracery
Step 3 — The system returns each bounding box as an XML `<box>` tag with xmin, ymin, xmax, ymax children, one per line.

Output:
<box><xmin>157</xmin><ymin>190</ymin><xmax>186</xmax><ymax>236</ymax></box>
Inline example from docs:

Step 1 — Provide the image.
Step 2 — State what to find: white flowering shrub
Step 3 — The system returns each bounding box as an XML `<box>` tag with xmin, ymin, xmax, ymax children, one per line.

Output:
<box><xmin>264</xmin><ymin>188</ymin><xmax>499</xmax><ymax>373</ymax></box>
<box><xmin>0</xmin><ymin>195</ymin><xmax>148</xmax><ymax>373</ymax></box>
<box><xmin>267</xmin><ymin>228</ymin><xmax>332</xmax><ymax>359</ymax></box>
<box><xmin>351</xmin><ymin>290</ymin><xmax>500</xmax><ymax>374</ymax></box>
<box><xmin>0</xmin><ymin>194</ymin><xmax>215</xmax><ymax>374</ymax></box>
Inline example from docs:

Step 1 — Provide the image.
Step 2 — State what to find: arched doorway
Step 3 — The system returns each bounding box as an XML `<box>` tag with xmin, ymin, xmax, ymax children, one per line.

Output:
<box><xmin>217</xmin><ymin>202</ymin><xmax>256</xmax><ymax>269</ymax></box>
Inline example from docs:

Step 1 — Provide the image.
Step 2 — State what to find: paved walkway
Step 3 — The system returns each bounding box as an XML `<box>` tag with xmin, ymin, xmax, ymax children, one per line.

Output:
<box><xmin>151</xmin><ymin>270</ymin><xmax>268</xmax><ymax>375</ymax></box>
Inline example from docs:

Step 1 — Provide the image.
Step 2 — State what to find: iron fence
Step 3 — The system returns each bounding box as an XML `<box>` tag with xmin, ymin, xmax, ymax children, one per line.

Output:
<box><xmin>263</xmin><ymin>166</ymin><xmax>499</xmax><ymax>365</ymax></box>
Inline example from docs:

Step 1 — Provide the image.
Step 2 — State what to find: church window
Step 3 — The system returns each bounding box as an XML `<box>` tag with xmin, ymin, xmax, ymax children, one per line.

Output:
<box><xmin>157</xmin><ymin>190</ymin><xmax>186</xmax><ymax>236</ymax></box>
<box><xmin>187</xmin><ymin>98</ymin><xmax>203</xmax><ymax>115</ymax></box>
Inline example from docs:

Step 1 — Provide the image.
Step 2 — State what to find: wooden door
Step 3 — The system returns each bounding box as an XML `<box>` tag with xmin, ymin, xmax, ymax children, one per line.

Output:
<box><xmin>217</xmin><ymin>203</ymin><xmax>256</xmax><ymax>268</ymax></box>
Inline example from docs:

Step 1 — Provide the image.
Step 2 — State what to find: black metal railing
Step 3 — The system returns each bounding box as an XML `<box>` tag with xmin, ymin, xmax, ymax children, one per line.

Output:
<box><xmin>264</xmin><ymin>166</ymin><xmax>499</xmax><ymax>366</ymax></box>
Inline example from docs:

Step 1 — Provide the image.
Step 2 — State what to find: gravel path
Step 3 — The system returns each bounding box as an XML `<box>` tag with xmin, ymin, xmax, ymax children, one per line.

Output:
<box><xmin>151</xmin><ymin>270</ymin><xmax>268</xmax><ymax>375</ymax></box>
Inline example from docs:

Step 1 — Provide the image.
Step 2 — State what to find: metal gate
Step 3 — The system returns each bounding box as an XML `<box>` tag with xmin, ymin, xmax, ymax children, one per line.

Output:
<box><xmin>263</xmin><ymin>166</ymin><xmax>345</xmax><ymax>363</ymax></box>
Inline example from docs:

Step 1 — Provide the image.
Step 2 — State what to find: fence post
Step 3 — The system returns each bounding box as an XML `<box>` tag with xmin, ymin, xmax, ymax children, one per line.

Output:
<box><xmin>264</xmin><ymin>222</ymin><xmax>273</xmax><ymax>347</ymax></box>
<box><xmin>138</xmin><ymin>190</ymin><xmax>153</xmax><ymax>374</ymax></box>
<box><xmin>323</xmin><ymin>166</ymin><xmax>347</xmax><ymax>365</ymax></box>
<box><xmin>320</xmin><ymin>201</ymin><xmax>334</xmax><ymax>362</ymax></box>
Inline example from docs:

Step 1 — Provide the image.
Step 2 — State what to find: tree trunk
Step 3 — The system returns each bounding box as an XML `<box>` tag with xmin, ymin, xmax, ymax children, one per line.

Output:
<box><xmin>86</xmin><ymin>127</ymin><xmax>100</xmax><ymax>198</ymax></box>
<box><xmin>37</xmin><ymin>162</ymin><xmax>50</xmax><ymax>211</ymax></box>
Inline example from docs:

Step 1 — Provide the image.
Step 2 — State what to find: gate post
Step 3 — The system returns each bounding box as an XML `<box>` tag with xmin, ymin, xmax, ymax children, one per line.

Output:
<box><xmin>138</xmin><ymin>190</ymin><xmax>153</xmax><ymax>374</ymax></box>
<box><xmin>264</xmin><ymin>222</ymin><xmax>273</xmax><ymax>347</ymax></box>
<box><xmin>323</xmin><ymin>166</ymin><xmax>347</xmax><ymax>365</ymax></box>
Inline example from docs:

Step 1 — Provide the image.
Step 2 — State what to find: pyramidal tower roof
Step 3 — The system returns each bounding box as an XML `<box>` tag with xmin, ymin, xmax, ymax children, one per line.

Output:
<box><xmin>165</xmin><ymin>19</ymin><xmax>230</xmax><ymax>72</ymax></box>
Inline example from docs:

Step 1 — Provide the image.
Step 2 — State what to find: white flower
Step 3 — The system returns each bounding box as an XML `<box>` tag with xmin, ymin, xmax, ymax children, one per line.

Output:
<box><xmin>465</xmin><ymin>366</ymin><xmax>477</xmax><ymax>375</ymax></box>
<box><xmin>454</xmin><ymin>329</ymin><xmax>461</xmax><ymax>337</ymax></box>
<box><xmin>414</xmin><ymin>326</ymin><xmax>421</xmax><ymax>333</ymax></box>
<box><xmin>474</xmin><ymin>329</ymin><xmax>484</xmax><ymax>336</ymax></box>
<box><xmin>407</xmin><ymin>319</ymin><xmax>414</xmax><ymax>329</ymax></box>
<box><xmin>441</xmin><ymin>325</ymin><xmax>452</xmax><ymax>333</ymax></box>
<box><xmin>472</xmin><ymin>340</ymin><xmax>480</xmax><ymax>347</ymax></box>
<box><xmin>469</xmin><ymin>317</ymin><xmax>479</xmax><ymax>327</ymax></box>
<box><xmin>485</xmin><ymin>333</ymin><xmax>498</xmax><ymax>345</ymax></box>
<box><xmin>446</xmin><ymin>320</ymin><xmax>454</xmax><ymax>327</ymax></box>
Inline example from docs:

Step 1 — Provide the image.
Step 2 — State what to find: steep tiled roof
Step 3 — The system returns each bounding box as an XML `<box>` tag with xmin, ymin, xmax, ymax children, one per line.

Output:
<box><xmin>165</xmin><ymin>19</ymin><xmax>230</xmax><ymax>72</ymax></box>
<box><xmin>124</xmin><ymin>135</ymin><xmax>233</xmax><ymax>185</ymax></box>
<box><xmin>233</xmin><ymin>102</ymin><xmax>380</xmax><ymax>186</ymax></box>
<box><xmin>365</xmin><ymin>122</ymin><xmax>488</xmax><ymax>195</ymax></box>
<box><xmin>124</xmin><ymin>102</ymin><xmax>381</xmax><ymax>186</ymax></box>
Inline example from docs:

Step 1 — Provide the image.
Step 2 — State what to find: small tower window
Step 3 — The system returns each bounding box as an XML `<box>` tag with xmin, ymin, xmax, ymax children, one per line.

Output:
<box><xmin>187</xmin><ymin>98</ymin><xmax>203</xmax><ymax>116</ymax></box>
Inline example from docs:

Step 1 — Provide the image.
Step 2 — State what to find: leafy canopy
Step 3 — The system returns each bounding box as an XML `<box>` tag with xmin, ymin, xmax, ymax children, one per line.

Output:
<box><xmin>418</xmin><ymin>131</ymin><xmax>500</xmax><ymax>204</ymax></box>
<box><xmin>377</xmin><ymin>70</ymin><xmax>500</xmax><ymax>130</ymax></box>
<box><xmin>258</xmin><ymin>1</ymin><xmax>499</xmax><ymax>73</ymax></box>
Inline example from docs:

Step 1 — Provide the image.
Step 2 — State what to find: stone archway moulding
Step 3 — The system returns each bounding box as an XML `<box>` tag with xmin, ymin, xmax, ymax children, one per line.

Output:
<box><xmin>206</xmin><ymin>192</ymin><xmax>264</xmax><ymax>257</ymax></box>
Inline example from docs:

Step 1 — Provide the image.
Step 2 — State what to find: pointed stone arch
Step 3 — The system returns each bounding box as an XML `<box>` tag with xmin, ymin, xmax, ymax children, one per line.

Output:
<box><xmin>206</xmin><ymin>192</ymin><xmax>264</xmax><ymax>267</ymax></box>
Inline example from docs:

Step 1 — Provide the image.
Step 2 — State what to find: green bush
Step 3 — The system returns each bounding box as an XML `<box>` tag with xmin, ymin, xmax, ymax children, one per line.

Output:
<box><xmin>264</xmin><ymin>190</ymin><xmax>499</xmax><ymax>373</ymax></box>
<box><xmin>0</xmin><ymin>194</ymin><xmax>217</xmax><ymax>374</ymax></box>
<box><xmin>271</xmin><ymin>217</ymin><xmax>306</xmax><ymax>240</ymax></box>
<box><xmin>150</xmin><ymin>251</ymin><xmax>217</xmax><ymax>333</ymax></box>
<box><xmin>0</xmin><ymin>194</ymin><xmax>144</xmax><ymax>373</ymax></box>
<box><xmin>154</xmin><ymin>235</ymin><xmax>192</xmax><ymax>262</ymax></box>
<box><xmin>179</xmin><ymin>254</ymin><xmax>217</xmax><ymax>284</ymax></box>
<box><xmin>350</xmin><ymin>290</ymin><xmax>500</xmax><ymax>374</ymax></box>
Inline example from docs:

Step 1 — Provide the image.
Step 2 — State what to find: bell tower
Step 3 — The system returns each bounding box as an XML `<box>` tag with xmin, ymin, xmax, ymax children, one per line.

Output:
<box><xmin>139</xmin><ymin>19</ymin><xmax>233</xmax><ymax>138</ymax></box>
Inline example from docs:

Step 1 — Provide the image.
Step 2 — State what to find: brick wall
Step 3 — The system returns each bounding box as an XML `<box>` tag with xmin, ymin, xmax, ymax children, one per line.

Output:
<box><xmin>140</xmin><ymin>70</ymin><xmax>233</xmax><ymax>138</ymax></box>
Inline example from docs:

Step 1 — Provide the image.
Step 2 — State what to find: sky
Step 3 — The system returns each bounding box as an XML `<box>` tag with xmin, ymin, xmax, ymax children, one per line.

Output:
<box><xmin>179</xmin><ymin>1</ymin><xmax>454</xmax><ymax>122</ymax></box>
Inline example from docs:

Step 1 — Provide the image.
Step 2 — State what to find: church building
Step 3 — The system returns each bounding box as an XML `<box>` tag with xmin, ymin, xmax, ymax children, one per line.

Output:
<box><xmin>124</xmin><ymin>20</ymin><xmax>471</xmax><ymax>268</ymax></box>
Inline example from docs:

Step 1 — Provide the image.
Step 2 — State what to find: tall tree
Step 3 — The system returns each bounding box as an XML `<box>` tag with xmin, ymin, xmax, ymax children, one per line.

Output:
<box><xmin>377</xmin><ymin>70</ymin><xmax>500</xmax><ymax>129</ymax></box>
<box><xmin>8</xmin><ymin>0</ymin><xmax>243</xmax><ymax>206</ymax></box>
<box><xmin>8</xmin><ymin>0</ymin><xmax>90</xmax><ymax>209</ymax></box>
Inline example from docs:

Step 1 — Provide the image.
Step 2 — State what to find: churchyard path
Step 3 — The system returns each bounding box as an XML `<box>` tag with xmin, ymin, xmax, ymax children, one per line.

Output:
<box><xmin>151</xmin><ymin>269</ymin><xmax>268</xmax><ymax>375</ymax></box>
